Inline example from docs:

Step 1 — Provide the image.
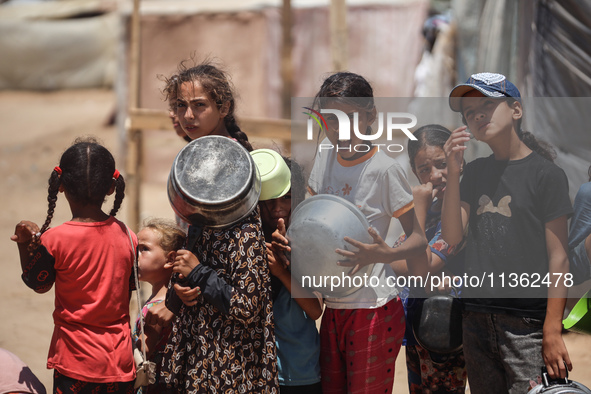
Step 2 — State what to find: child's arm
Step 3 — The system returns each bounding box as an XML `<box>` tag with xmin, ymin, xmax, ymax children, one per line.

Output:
<box><xmin>441</xmin><ymin>126</ymin><xmax>470</xmax><ymax>246</ymax></box>
<box><xmin>268</xmin><ymin>219</ymin><xmax>323</xmax><ymax>320</ymax></box>
<box><xmin>137</xmin><ymin>304</ymin><xmax>167</xmax><ymax>358</ymax></box>
<box><xmin>11</xmin><ymin>221</ymin><xmax>40</xmax><ymax>271</ymax></box>
<box><xmin>336</xmin><ymin>207</ymin><xmax>428</xmax><ymax>275</ymax></box>
<box><xmin>11</xmin><ymin>220</ymin><xmax>55</xmax><ymax>293</ymax></box>
<box><xmin>542</xmin><ymin>215</ymin><xmax>572</xmax><ymax>379</ymax></box>
<box><xmin>167</xmin><ymin>219</ymin><xmax>273</xmax><ymax>325</ymax></box>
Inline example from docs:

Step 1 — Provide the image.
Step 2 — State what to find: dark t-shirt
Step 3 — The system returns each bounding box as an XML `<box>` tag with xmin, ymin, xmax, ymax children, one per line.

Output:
<box><xmin>460</xmin><ymin>151</ymin><xmax>572</xmax><ymax>318</ymax></box>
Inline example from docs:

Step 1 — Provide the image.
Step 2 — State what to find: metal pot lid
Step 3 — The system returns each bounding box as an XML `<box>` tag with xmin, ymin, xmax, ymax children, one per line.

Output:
<box><xmin>171</xmin><ymin>136</ymin><xmax>255</xmax><ymax>205</ymax></box>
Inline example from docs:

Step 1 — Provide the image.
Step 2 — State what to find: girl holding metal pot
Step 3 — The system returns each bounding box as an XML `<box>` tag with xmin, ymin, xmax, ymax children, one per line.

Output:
<box><xmin>157</xmin><ymin>61</ymin><xmax>278</xmax><ymax>393</ymax></box>
<box><xmin>308</xmin><ymin>72</ymin><xmax>428</xmax><ymax>394</ymax></box>
<box><xmin>392</xmin><ymin>124</ymin><xmax>468</xmax><ymax>393</ymax></box>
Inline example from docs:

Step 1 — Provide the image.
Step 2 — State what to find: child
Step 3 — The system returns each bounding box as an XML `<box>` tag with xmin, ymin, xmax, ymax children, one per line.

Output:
<box><xmin>442</xmin><ymin>72</ymin><xmax>573</xmax><ymax>392</ymax></box>
<box><xmin>133</xmin><ymin>218</ymin><xmax>186</xmax><ymax>394</ymax></box>
<box><xmin>257</xmin><ymin>153</ymin><xmax>323</xmax><ymax>394</ymax></box>
<box><xmin>11</xmin><ymin>137</ymin><xmax>136</xmax><ymax>393</ymax></box>
<box><xmin>166</xmin><ymin>76</ymin><xmax>192</xmax><ymax>143</ymax></box>
<box><xmin>307</xmin><ymin>72</ymin><xmax>427</xmax><ymax>393</ymax></box>
<box><xmin>398</xmin><ymin>124</ymin><xmax>467</xmax><ymax>393</ymax></box>
<box><xmin>157</xmin><ymin>60</ymin><xmax>278</xmax><ymax>392</ymax></box>
<box><xmin>162</xmin><ymin>60</ymin><xmax>253</xmax><ymax>150</ymax></box>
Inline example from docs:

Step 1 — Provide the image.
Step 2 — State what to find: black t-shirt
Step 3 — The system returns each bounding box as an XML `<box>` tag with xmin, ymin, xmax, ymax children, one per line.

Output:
<box><xmin>460</xmin><ymin>151</ymin><xmax>572</xmax><ymax>318</ymax></box>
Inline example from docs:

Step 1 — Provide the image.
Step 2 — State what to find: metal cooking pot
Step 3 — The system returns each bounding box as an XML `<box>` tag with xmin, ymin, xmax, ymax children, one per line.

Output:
<box><xmin>412</xmin><ymin>289</ymin><xmax>463</xmax><ymax>354</ymax></box>
<box><xmin>528</xmin><ymin>367</ymin><xmax>591</xmax><ymax>394</ymax></box>
<box><xmin>167</xmin><ymin>136</ymin><xmax>261</xmax><ymax>228</ymax></box>
<box><xmin>286</xmin><ymin>194</ymin><xmax>374</xmax><ymax>298</ymax></box>
<box><xmin>166</xmin><ymin>136</ymin><xmax>261</xmax><ymax>315</ymax></box>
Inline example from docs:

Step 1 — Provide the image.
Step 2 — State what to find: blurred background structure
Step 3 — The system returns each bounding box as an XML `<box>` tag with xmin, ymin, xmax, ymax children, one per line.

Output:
<box><xmin>1</xmin><ymin>0</ymin><xmax>590</xmax><ymax>391</ymax></box>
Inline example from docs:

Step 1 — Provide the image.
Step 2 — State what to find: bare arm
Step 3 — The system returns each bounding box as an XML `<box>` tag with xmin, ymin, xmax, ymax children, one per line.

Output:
<box><xmin>542</xmin><ymin>215</ymin><xmax>572</xmax><ymax>379</ymax></box>
<box><xmin>268</xmin><ymin>219</ymin><xmax>323</xmax><ymax>320</ymax></box>
<box><xmin>11</xmin><ymin>221</ymin><xmax>40</xmax><ymax>272</ymax></box>
<box><xmin>337</xmin><ymin>207</ymin><xmax>428</xmax><ymax>275</ymax></box>
<box><xmin>441</xmin><ymin>127</ymin><xmax>470</xmax><ymax>246</ymax></box>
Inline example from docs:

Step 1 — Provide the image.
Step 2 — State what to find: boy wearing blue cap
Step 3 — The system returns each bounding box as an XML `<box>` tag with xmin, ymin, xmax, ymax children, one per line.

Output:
<box><xmin>441</xmin><ymin>73</ymin><xmax>573</xmax><ymax>393</ymax></box>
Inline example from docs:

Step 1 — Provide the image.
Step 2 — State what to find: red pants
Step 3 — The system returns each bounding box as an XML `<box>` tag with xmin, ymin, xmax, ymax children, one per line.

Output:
<box><xmin>320</xmin><ymin>297</ymin><xmax>405</xmax><ymax>394</ymax></box>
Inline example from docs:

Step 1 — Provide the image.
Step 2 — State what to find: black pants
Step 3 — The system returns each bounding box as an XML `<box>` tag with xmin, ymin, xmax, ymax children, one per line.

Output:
<box><xmin>280</xmin><ymin>382</ymin><xmax>323</xmax><ymax>394</ymax></box>
<box><xmin>53</xmin><ymin>370</ymin><xmax>134</xmax><ymax>394</ymax></box>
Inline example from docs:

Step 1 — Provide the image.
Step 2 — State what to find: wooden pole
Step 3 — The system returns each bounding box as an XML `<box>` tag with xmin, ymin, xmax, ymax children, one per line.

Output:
<box><xmin>281</xmin><ymin>0</ymin><xmax>293</xmax><ymax>120</ymax></box>
<box><xmin>126</xmin><ymin>0</ymin><xmax>142</xmax><ymax>231</ymax></box>
<box><xmin>330</xmin><ymin>0</ymin><xmax>348</xmax><ymax>72</ymax></box>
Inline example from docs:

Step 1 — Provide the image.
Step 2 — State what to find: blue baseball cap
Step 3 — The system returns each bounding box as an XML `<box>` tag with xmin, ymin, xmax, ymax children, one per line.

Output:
<box><xmin>449</xmin><ymin>72</ymin><xmax>521</xmax><ymax>112</ymax></box>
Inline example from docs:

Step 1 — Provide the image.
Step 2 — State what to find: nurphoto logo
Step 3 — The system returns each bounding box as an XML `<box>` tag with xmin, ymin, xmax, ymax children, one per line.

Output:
<box><xmin>303</xmin><ymin>107</ymin><xmax>418</xmax><ymax>153</ymax></box>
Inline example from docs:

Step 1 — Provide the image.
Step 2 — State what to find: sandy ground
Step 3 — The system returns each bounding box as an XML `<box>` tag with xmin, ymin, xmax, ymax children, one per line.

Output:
<box><xmin>1</xmin><ymin>89</ymin><xmax>591</xmax><ymax>393</ymax></box>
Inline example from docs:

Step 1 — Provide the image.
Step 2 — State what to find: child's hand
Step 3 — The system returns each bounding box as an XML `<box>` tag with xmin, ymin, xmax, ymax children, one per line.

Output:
<box><xmin>167</xmin><ymin>249</ymin><xmax>200</xmax><ymax>278</ymax></box>
<box><xmin>271</xmin><ymin>218</ymin><xmax>291</xmax><ymax>254</ymax></box>
<box><xmin>145</xmin><ymin>301</ymin><xmax>174</xmax><ymax>327</ymax></box>
<box><xmin>266</xmin><ymin>242</ymin><xmax>289</xmax><ymax>279</ymax></box>
<box><xmin>174</xmin><ymin>283</ymin><xmax>201</xmax><ymax>307</ymax></box>
<box><xmin>542</xmin><ymin>324</ymin><xmax>572</xmax><ymax>379</ymax></box>
<box><xmin>443</xmin><ymin>126</ymin><xmax>469</xmax><ymax>176</ymax></box>
<box><xmin>11</xmin><ymin>221</ymin><xmax>40</xmax><ymax>244</ymax></box>
<box><xmin>336</xmin><ymin>227</ymin><xmax>389</xmax><ymax>275</ymax></box>
<box><xmin>412</xmin><ymin>182</ymin><xmax>435</xmax><ymax>211</ymax></box>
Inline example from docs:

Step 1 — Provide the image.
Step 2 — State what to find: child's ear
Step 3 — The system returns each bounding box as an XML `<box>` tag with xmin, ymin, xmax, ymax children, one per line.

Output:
<box><xmin>166</xmin><ymin>251</ymin><xmax>176</xmax><ymax>263</ymax></box>
<box><xmin>219</xmin><ymin>101</ymin><xmax>230</xmax><ymax>118</ymax></box>
<box><xmin>511</xmin><ymin>101</ymin><xmax>523</xmax><ymax>121</ymax></box>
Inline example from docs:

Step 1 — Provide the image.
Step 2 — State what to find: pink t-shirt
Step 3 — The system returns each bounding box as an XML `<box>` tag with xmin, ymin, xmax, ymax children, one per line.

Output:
<box><xmin>41</xmin><ymin>217</ymin><xmax>136</xmax><ymax>383</ymax></box>
<box><xmin>0</xmin><ymin>348</ymin><xmax>46</xmax><ymax>393</ymax></box>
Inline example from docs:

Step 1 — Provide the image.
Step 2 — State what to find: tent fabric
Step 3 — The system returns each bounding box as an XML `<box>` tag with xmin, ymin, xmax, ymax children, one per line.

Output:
<box><xmin>0</xmin><ymin>13</ymin><xmax>119</xmax><ymax>90</ymax></box>
<box><xmin>137</xmin><ymin>2</ymin><xmax>428</xmax><ymax>120</ymax></box>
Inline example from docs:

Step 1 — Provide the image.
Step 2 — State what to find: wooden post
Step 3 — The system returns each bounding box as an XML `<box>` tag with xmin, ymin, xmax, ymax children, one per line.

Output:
<box><xmin>330</xmin><ymin>0</ymin><xmax>348</xmax><ymax>72</ymax></box>
<box><xmin>126</xmin><ymin>0</ymin><xmax>142</xmax><ymax>231</ymax></box>
<box><xmin>281</xmin><ymin>0</ymin><xmax>293</xmax><ymax>120</ymax></box>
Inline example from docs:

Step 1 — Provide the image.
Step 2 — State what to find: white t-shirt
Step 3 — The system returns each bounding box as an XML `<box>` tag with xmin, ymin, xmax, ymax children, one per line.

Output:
<box><xmin>308</xmin><ymin>140</ymin><xmax>414</xmax><ymax>309</ymax></box>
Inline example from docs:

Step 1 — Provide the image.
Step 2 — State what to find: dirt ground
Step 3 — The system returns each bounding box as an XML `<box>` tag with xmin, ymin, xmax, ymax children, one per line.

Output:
<box><xmin>1</xmin><ymin>89</ymin><xmax>591</xmax><ymax>393</ymax></box>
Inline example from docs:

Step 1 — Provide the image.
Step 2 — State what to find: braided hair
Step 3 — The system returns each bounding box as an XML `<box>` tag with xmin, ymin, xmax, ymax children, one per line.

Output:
<box><xmin>163</xmin><ymin>60</ymin><xmax>253</xmax><ymax>151</ymax></box>
<box><xmin>29</xmin><ymin>138</ymin><xmax>125</xmax><ymax>253</ymax></box>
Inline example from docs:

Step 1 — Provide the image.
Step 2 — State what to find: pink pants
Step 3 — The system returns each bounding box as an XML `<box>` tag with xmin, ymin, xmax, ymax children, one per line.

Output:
<box><xmin>320</xmin><ymin>297</ymin><xmax>405</xmax><ymax>394</ymax></box>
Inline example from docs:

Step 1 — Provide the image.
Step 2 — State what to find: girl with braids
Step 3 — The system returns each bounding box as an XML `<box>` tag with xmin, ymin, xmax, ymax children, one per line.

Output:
<box><xmin>162</xmin><ymin>59</ymin><xmax>253</xmax><ymax>151</ymax></box>
<box><xmin>11</xmin><ymin>138</ymin><xmax>136</xmax><ymax>394</ymax></box>
<box><xmin>443</xmin><ymin>73</ymin><xmax>573</xmax><ymax>392</ymax></box>
<box><xmin>307</xmin><ymin>72</ymin><xmax>427</xmax><ymax>394</ymax></box>
<box><xmin>154</xmin><ymin>60</ymin><xmax>278</xmax><ymax>393</ymax></box>
<box><xmin>394</xmin><ymin>124</ymin><xmax>467</xmax><ymax>393</ymax></box>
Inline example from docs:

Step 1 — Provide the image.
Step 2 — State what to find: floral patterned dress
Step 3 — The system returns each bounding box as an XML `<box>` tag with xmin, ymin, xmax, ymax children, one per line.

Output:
<box><xmin>161</xmin><ymin>209</ymin><xmax>278</xmax><ymax>393</ymax></box>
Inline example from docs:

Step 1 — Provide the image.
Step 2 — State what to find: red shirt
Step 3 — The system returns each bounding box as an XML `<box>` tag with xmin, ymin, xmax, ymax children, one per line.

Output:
<box><xmin>41</xmin><ymin>217</ymin><xmax>136</xmax><ymax>383</ymax></box>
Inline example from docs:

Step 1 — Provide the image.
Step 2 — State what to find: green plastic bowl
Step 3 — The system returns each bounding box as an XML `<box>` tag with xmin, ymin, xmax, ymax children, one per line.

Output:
<box><xmin>563</xmin><ymin>289</ymin><xmax>591</xmax><ymax>335</ymax></box>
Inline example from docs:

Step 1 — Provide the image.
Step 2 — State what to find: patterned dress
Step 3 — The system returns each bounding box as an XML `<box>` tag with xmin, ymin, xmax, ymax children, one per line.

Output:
<box><xmin>161</xmin><ymin>209</ymin><xmax>278</xmax><ymax>393</ymax></box>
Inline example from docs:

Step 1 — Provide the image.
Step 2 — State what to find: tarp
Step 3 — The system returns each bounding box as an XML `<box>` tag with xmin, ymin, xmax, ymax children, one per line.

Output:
<box><xmin>0</xmin><ymin>13</ymin><xmax>119</xmax><ymax>89</ymax></box>
<box><xmin>136</xmin><ymin>2</ymin><xmax>429</xmax><ymax>119</ymax></box>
